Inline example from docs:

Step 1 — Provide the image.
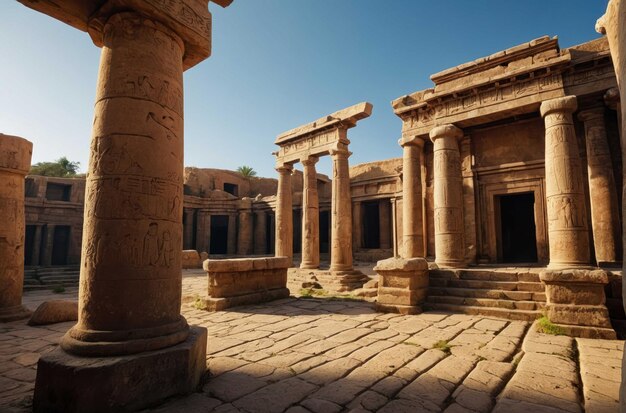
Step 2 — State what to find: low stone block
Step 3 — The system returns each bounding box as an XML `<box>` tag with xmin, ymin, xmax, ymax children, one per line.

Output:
<box><xmin>33</xmin><ymin>326</ymin><xmax>207</xmax><ymax>413</ymax></box>
<box><xmin>203</xmin><ymin>257</ymin><xmax>290</xmax><ymax>311</ymax></box>
<box><xmin>374</xmin><ymin>257</ymin><xmax>429</xmax><ymax>314</ymax></box>
<box><xmin>545</xmin><ymin>304</ymin><xmax>612</xmax><ymax>328</ymax></box>
<box><xmin>28</xmin><ymin>300</ymin><xmax>78</xmax><ymax>326</ymax></box>
<box><xmin>182</xmin><ymin>250</ymin><xmax>202</xmax><ymax>269</ymax></box>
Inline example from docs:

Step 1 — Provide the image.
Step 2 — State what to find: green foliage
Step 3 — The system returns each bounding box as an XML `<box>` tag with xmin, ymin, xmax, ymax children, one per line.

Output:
<box><xmin>30</xmin><ymin>157</ymin><xmax>80</xmax><ymax>177</ymax></box>
<box><xmin>432</xmin><ymin>340</ymin><xmax>452</xmax><ymax>355</ymax></box>
<box><xmin>537</xmin><ymin>316</ymin><xmax>565</xmax><ymax>336</ymax></box>
<box><xmin>194</xmin><ymin>298</ymin><xmax>208</xmax><ymax>311</ymax></box>
<box><xmin>236</xmin><ymin>165</ymin><xmax>257</xmax><ymax>178</ymax></box>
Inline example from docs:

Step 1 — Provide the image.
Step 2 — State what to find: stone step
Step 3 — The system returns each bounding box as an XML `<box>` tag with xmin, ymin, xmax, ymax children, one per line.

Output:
<box><xmin>430</xmin><ymin>269</ymin><xmax>541</xmax><ymax>283</ymax></box>
<box><xmin>443</xmin><ymin>279</ymin><xmax>544</xmax><ymax>292</ymax></box>
<box><xmin>426</xmin><ymin>294</ymin><xmax>545</xmax><ymax>311</ymax></box>
<box><xmin>423</xmin><ymin>302</ymin><xmax>542</xmax><ymax>321</ymax></box>
<box><xmin>428</xmin><ymin>287</ymin><xmax>546</xmax><ymax>302</ymax></box>
<box><xmin>39</xmin><ymin>274</ymin><xmax>80</xmax><ymax>283</ymax></box>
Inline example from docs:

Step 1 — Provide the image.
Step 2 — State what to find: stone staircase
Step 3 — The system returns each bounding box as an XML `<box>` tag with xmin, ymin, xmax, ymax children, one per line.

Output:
<box><xmin>24</xmin><ymin>266</ymin><xmax>80</xmax><ymax>291</ymax></box>
<box><xmin>425</xmin><ymin>268</ymin><xmax>546</xmax><ymax>321</ymax></box>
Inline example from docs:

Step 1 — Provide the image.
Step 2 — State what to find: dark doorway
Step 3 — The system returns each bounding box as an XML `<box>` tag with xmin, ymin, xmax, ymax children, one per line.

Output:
<box><xmin>210</xmin><ymin>215</ymin><xmax>229</xmax><ymax>254</ymax></box>
<box><xmin>498</xmin><ymin>193</ymin><xmax>538</xmax><ymax>263</ymax></box>
<box><xmin>293</xmin><ymin>209</ymin><xmax>302</xmax><ymax>253</ymax></box>
<box><xmin>51</xmin><ymin>226</ymin><xmax>71</xmax><ymax>265</ymax></box>
<box><xmin>266</xmin><ymin>214</ymin><xmax>274</xmax><ymax>255</ymax></box>
<box><xmin>319</xmin><ymin>210</ymin><xmax>330</xmax><ymax>253</ymax></box>
<box><xmin>362</xmin><ymin>201</ymin><xmax>380</xmax><ymax>249</ymax></box>
<box><xmin>24</xmin><ymin>225</ymin><xmax>36</xmax><ymax>265</ymax></box>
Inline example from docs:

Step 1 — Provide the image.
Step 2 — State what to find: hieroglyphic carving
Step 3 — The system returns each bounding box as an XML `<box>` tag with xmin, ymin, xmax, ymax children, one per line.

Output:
<box><xmin>146</xmin><ymin>0</ymin><xmax>212</xmax><ymax>39</ymax></box>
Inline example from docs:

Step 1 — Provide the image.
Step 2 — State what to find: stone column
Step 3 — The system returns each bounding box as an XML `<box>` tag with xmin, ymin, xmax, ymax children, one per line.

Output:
<box><xmin>379</xmin><ymin>199</ymin><xmax>391</xmax><ymax>249</ymax></box>
<box><xmin>578</xmin><ymin>108</ymin><xmax>621</xmax><ymax>265</ymax></box>
<box><xmin>330</xmin><ymin>141</ymin><xmax>353</xmax><ymax>273</ymax></box>
<box><xmin>400</xmin><ymin>138</ymin><xmax>425</xmax><ymax>258</ymax></box>
<box><xmin>604</xmin><ymin>88</ymin><xmax>622</xmax><ymax>137</ymax></box>
<box><xmin>31</xmin><ymin>225</ymin><xmax>42</xmax><ymax>266</ymax></box>
<box><xmin>275</xmin><ymin>164</ymin><xmax>293</xmax><ymax>265</ymax></box>
<box><xmin>253</xmin><ymin>210</ymin><xmax>267</xmax><ymax>255</ymax></box>
<box><xmin>352</xmin><ymin>201</ymin><xmax>362</xmax><ymax>252</ymax></box>
<box><xmin>237</xmin><ymin>198</ymin><xmax>253</xmax><ymax>255</ymax></box>
<box><xmin>227</xmin><ymin>214</ymin><xmax>237</xmax><ymax>255</ymax></box>
<box><xmin>391</xmin><ymin>198</ymin><xmax>398</xmax><ymax>256</ymax></box>
<box><xmin>540</xmin><ymin>96</ymin><xmax>590</xmax><ymax>268</ymax></box>
<box><xmin>300</xmin><ymin>156</ymin><xmax>320</xmax><ymax>269</ymax></box>
<box><xmin>430</xmin><ymin>125</ymin><xmax>465</xmax><ymax>268</ymax></box>
<box><xmin>0</xmin><ymin>134</ymin><xmax>33</xmax><ymax>322</ymax></box>
<box><xmin>183</xmin><ymin>209</ymin><xmax>195</xmax><ymax>250</ymax></box>
<box><xmin>195</xmin><ymin>211</ymin><xmax>210</xmax><ymax>254</ymax></box>
<box><xmin>42</xmin><ymin>224</ymin><xmax>55</xmax><ymax>266</ymax></box>
<box><xmin>59</xmin><ymin>13</ymin><xmax>189</xmax><ymax>357</ymax></box>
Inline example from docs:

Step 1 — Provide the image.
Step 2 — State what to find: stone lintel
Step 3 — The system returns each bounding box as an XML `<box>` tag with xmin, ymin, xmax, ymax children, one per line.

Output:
<box><xmin>33</xmin><ymin>326</ymin><xmax>208</xmax><ymax>413</ymax></box>
<box><xmin>18</xmin><ymin>0</ymin><xmax>233</xmax><ymax>70</ymax></box>
<box><xmin>275</xmin><ymin>102</ymin><xmax>373</xmax><ymax>145</ymax></box>
<box><xmin>431</xmin><ymin>36</ymin><xmax>558</xmax><ymax>84</ymax></box>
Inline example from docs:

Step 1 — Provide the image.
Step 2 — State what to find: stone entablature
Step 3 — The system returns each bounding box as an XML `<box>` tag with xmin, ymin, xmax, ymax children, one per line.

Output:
<box><xmin>393</xmin><ymin>36</ymin><xmax>571</xmax><ymax>141</ymax></box>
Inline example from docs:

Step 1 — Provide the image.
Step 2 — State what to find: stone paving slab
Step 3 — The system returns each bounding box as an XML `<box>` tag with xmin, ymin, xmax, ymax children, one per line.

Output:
<box><xmin>0</xmin><ymin>272</ymin><xmax>623</xmax><ymax>413</ymax></box>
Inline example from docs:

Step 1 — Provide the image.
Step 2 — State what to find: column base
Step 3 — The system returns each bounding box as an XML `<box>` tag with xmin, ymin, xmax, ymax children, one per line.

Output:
<box><xmin>0</xmin><ymin>305</ymin><xmax>32</xmax><ymax>322</ymax></box>
<box><xmin>434</xmin><ymin>259</ymin><xmax>466</xmax><ymax>269</ymax></box>
<box><xmin>300</xmin><ymin>263</ymin><xmax>320</xmax><ymax>270</ymax></box>
<box><xmin>33</xmin><ymin>326</ymin><xmax>207</xmax><ymax>413</ymax></box>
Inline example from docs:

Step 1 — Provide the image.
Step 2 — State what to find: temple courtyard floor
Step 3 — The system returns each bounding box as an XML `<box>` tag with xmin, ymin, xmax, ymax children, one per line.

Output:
<box><xmin>0</xmin><ymin>271</ymin><xmax>623</xmax><ymax>413</ymax></box>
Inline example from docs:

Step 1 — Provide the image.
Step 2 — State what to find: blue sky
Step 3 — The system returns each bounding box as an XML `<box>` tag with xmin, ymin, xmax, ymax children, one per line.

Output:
<box><xmin>0</xmin><ymin>1</ymin><xmax>607</xmax><ymax>177</ymax></box>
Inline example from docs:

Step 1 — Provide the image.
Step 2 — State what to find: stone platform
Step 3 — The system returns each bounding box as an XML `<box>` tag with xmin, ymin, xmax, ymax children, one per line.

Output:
<box><xmin>0</xmin><ymin>270</ymin><xmax>623</xmax><ymax>413</ymax></box>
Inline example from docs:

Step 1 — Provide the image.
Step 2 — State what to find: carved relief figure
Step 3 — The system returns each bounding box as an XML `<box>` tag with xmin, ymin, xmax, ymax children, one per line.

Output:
<box><xmin>143</xmin><ymin>223</ymin><xmax>161</xmax><ymax>266</ymax></box>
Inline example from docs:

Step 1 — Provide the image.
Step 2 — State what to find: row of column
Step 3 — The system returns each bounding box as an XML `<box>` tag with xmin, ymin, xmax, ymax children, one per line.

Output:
<box><xmin>275</xmin><ymin>145</ymin><xmax>354</xmax><ymax>273</ymax></box>
<box><xmin>401</xmin><ymin>95</ymin><xmax>620</xmax><ymax>269</ymax></box>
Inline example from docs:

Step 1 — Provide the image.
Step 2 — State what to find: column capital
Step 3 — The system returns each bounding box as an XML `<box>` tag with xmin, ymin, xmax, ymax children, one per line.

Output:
<box><xmin>540</xmin><ymin>96</ymin><xmax>578</xmax><ymax>118</ymax></box>
<box><xmin>0</xmin><ymin>134</ymin><xmax>33</xmax><ymax>175</ymax></box>
<box><xmin>604</xmin><ymin>87</ymin><xmax>620</xmax><ymax>111</ymax></box>
<box><xmin>399</xmin><ymin>135</ymin><xmax>426</xmax><ymax>148</ymax></box>
<box><xmin>329</xmin><ymin>148</ymin><xmax>352</xmax><ymax>159</ymax></box>
<box><xmin>301</xmin><ymin>155</ymin><xmax>319</xmax><ymax>167</ymax></box>
<box><xmin>577</xmin><ymin>107</ymin><xmax>605</xmax><ymax>123</ymax></box>
<box><xmin>429</xmin><ymin>124</ymin><xmax>463</xmax><ymax>143</ymax></box>
<box><xmin>275</xmin><ymin>163</ymin><xmax>293</xmax><ymax>175</ymax></box>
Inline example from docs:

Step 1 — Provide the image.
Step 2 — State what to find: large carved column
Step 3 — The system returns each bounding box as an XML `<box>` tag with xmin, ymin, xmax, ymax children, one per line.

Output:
<box><xmin>578</xmin><ymin>108</ymin><xmax>621</xmax><ymax>265</ymax></box>
<box><xmin>430</xmin><ymin>125</ymin><xmax>465</xmax><ymax>268</ymax></box>
<box><xmin>401</xmin><ymin>138</ymin><xmax>425</xmax><ymax>258</ymax></box>
<box><xmin>540</xmin><ymin>96</ymin><xmax>590</xmax><ymax>268</ymax></box>
<box><xmin>237</xmin><ymin>198</ymin><xmax>253</xmax><ymax>255</ymax></box>
<box><xmin>275</xmin><ymin>164</ymin><xmax>293</xmax><ymax>265</ymax></box>
<box><xmin>330</xmin><ymin>141</ymin><xmax>353</xmax><ymax>273</ymax></box>
<box><xmin>300</xmin><ymin>156</ymin><xmax>320</xmax><ymax>269</ymax></box>
<box><xmin>195</xmin><ymin>210</ymin><xmax>210</xmax><ymax>254</ymax></box>
<box><xmin>253</xmin><ymin>209</ymin><xmax>267</xmax><ymax>255</ymax></box>
<box><xmin>0</xmin><ymin>134</ymin><xmax>33</xmax><ymax>322</ymax></box>
<box><xmin>33</xmin><ymin>8</ymin><xmax>219</xmax><ymax>412</ymax></box>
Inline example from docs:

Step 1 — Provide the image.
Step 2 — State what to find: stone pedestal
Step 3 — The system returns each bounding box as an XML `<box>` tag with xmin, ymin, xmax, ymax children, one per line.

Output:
<box><xmin>430</xmin><ymin>125</ymin><xmax>465</xmax><ymax>268</ymax></box>
<box><xmin>275</xmin><ymin>164</ymin><xmax>293</xmax><ymax>266</ymax></box>
<box><xmin>540</xmin><ymin>269</ymin><xmax>616</xmax><ymax>339</ymax></box>
<box><xmin>34</xmin><ymin>326</ymin><xmax>207</xmax><ymax>413</ymax></box>
<box><xmin>0</xmin><ymin>133</ymin><xmax>33</xmax><ymax>322</ymax></box>
<box><xmin>541</xmin><ymin>96</ymin><xmax>590</xmax><ymax>268</ymax></box>
<box><xmin>330</xmin><ymin>144</ymin><xmax>354</xmax><ymax>273</ymax></box>
<box><xmin>401</xmin><ymin>138</ymin><xmax>425</xmax><ymax>258</ymax></box>
<box><xmin>374</xmin><ymin>257</ymin><xmax>429</xmax><ymax>315</ymax></box>
<box><xmin>301</xmin><ymin>156</ymin><xmax>320</xmax><ymax>269</ymax></box>
<box><xmin>578</xmin><ymin>108</ymin><xmax>621</xmax><ymax>265</ymax></box>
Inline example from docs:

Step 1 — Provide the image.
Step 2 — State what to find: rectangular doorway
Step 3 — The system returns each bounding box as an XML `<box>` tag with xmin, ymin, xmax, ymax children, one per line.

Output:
<box><xmin>51</xmin><ymin>226</ymin><xmax>71</xmax><ymax>265</ymax></box>
<box><xmin>319</xmin><ymin>210</ymin><xmax>330</xmax><ymax>254</ymax></box>
<box><xmin>362</xmin><ymin>201</ymin><xmax>380</xmax><ymax>249</ymax></box>
<box><xmin>210</xmin><ymin>215</ymin><xmax>229</xmax><ymax>254</ymax></box>
<box><xmin>497</xmin><ymin>193</ymin><xmax>538</xmax><ymax>263</ymax></box>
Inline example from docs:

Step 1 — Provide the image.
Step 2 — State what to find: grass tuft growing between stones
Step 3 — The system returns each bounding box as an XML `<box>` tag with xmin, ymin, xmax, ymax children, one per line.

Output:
<box><xmin>51</xmin><ymin>286</ymin><xmax>65</xmax><ymax>294</ymax></box>
<box><xmin>193</xmin><ymin>298</ymin><xmax>208</xmax><ymax>311</ymax></box>
<box><xmin>432</xmin><ymin>340</ymin><xmax>452</xmax><ymax>355</ymax></box>
<box><xmin>537</xmin><ymin>316</ymin><xmax>565</xmax><ymax>336</ymax></box>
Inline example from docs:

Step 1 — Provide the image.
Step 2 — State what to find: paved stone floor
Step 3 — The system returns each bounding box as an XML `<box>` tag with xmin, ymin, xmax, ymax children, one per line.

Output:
<box><xmin>0</xmin><ymin>272</ymin><xmax>623</xmax><ymax>413</ymax></box>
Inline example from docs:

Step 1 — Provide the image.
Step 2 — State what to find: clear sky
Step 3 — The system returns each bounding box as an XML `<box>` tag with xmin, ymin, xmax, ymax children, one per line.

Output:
<box><xmin>0</xmin><ymin>1</ymin><xmax>608</xmax><ymax>178</ymax></box>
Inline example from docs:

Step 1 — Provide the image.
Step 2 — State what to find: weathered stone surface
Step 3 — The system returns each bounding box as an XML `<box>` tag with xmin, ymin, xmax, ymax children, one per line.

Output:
<box><xmin>182</xmin><ymin>250</ymin><xmax>202</xmax><ymax>269</ymax></box>
<box><xmin>28</xmin><ymin>300</ymin><xmax>78</xmax><ymax>326</ymax></box>
<box><xmin>33</xmin><ymin>327</ymin><xmax>207</xmax><ymax>413</ymax></box>
<box><xmin>375</xmin><ymin>257</ymin><xmax>429</xmax><ymax>314</ymax></box>
<box><xmin>0</xmin><ymin>134</ymin><xmax>33</xmax><ymax>323</ymax></box>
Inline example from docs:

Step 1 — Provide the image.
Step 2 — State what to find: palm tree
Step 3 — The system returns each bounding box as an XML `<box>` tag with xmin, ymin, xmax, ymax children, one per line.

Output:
<box><xmin>237</xmin><ymin>165</ymin><xmax>257</xmax><ymax>178</ymax></box>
